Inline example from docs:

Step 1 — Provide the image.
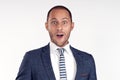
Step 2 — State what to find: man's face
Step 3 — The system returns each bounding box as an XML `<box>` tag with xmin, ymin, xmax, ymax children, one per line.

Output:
<box><xmin>45</xmin><ymin>9</ymin><xmax>74</xmax><ymax>47</ymax></box>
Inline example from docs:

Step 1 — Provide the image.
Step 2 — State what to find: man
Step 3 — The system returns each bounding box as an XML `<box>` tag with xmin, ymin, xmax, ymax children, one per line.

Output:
<box><xmin>16</xmin><ymin>5</ymin><xmax>97</xmax><ymax>80</ymax></box>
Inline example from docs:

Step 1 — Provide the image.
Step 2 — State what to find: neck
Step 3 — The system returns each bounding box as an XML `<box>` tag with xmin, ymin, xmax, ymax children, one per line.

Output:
<box><xmin>51</xmin><ymin>41</ymin><xmax>69</xmax><ymax>47</ymax></box>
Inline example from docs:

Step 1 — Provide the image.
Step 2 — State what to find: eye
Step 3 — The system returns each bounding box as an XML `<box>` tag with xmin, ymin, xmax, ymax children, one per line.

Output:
<box><xmin>51</xmin><ymin>21</ymin><xmax>58</xmax><ymax>25</ymax></box>
<box><xmin>62</xmin><ymin>21</ymin><xmax>68</xmax><ymax>25</ymax></box>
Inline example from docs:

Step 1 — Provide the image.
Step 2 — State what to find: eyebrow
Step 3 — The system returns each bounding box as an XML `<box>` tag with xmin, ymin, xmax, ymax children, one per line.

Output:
<box><xmin>49</xmin><ymin>18</ymin><xmax>57</xmax><ymax>21</ymax></box>
<box><xmin>62</xmin><ymin>17</ymin><xmax>69</xmax><ymax>20</ymax></box>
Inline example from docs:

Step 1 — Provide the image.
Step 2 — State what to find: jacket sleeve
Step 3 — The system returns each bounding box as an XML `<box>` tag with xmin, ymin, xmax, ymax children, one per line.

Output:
<box><xmin>16</xmin><ymin>52</ymin><xmax>32</xmax><ymax>80</ymax></box>
<box><xmin>89</xmin><ymin>55</ymin><xmax>97</xmax><ymax>80</ymax></box>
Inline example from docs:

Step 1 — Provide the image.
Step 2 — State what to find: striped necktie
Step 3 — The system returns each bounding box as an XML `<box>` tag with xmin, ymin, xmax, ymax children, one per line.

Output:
<box><xmin>57</xmin><ymin>48</ymin><xmax>67</xmax><ymax>80</ymax></box>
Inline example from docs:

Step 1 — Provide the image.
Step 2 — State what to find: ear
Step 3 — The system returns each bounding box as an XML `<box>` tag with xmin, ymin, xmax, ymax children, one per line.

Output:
<box><xmin>71</xmin><ymin>22</ymin><xmax>74</xmax><ymax>31</ymax></box>
<box><xmin>45</xmin><ymin>22</ymin><xmax>48</xmax><ymax>31</ymax></box>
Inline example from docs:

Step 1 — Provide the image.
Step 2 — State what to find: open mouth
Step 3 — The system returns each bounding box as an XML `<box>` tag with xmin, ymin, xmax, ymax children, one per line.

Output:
<box><xmin>56</xmin><ymin>34</ymin><xmax>64</xmax><ymax>38</ymax></box>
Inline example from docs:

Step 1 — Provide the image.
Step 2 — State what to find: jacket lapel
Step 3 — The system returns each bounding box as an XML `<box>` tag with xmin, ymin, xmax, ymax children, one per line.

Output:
<box><xmin>41</xmin><ymin>45</ymin><xmax>85</xmax><ymax>80</ymax></box>
<box><xmin>42</xmin><ymin>44</ymin><xmax>56</xmax><ymax>80</ymax></box>
<box><xmin>70</xmin><ymin>46</ymin><xmax>84</xmax><ymax>80</ymax></box>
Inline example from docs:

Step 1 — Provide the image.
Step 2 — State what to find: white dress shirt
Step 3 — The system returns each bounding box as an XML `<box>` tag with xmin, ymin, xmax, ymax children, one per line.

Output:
<box><xmin>50</xmin><ymin>42</ymin><xmax>77</xmax><ymax>80</ymax></box>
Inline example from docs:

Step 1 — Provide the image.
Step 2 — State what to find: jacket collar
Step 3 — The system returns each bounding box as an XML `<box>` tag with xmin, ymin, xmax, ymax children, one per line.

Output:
<box><xmin>42</xmin><ymin>43</ymin><xmax>56</xmax><ymax>80</ymax></box>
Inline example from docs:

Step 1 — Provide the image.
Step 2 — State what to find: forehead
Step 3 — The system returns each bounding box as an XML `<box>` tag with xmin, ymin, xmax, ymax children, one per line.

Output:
<box><xmin>48</xmin><ymin>9</ymin><xmax>70</xmax><ymax>20</ymax></box>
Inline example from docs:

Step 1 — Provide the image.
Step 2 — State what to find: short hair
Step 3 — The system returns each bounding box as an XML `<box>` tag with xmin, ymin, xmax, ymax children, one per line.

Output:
<box><xmin>46</xmin><ymin>5</ymin><xmax>72</xmax><ymax>22</ymax></box>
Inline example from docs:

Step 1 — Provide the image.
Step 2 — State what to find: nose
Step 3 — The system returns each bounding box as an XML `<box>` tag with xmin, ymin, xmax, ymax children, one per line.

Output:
<box><xmin>57</xmin><ymin>24</ymin><xmax>63</xmax><ymax>31</ymax></box>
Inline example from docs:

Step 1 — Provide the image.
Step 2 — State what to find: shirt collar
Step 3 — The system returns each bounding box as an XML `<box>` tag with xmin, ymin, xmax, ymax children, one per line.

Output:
<box><xmin>50</xmin><ymin>41</ymin><xmax>71</xmax><ymax>54</ymax></box>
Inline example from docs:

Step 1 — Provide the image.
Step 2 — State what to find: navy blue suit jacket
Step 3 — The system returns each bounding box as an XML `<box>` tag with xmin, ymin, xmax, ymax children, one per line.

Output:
<box><xmin>16</xmin><ymin>44</ymin><xmax>97</xmax><ymax>80</ymax></box>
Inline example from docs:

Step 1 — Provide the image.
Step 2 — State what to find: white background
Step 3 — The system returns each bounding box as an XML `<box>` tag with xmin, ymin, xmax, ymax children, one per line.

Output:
<box><xmin>0</xmin><ymin>0</ymin><xmax>120</xmax><ymax>80</ymax></box>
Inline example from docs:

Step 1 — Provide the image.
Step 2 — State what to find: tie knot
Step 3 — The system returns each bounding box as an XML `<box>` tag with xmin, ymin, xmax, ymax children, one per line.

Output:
<box><xmin>57</xmin><ymin>48</ymin><xmax>64</xmax><ymax>55</ymax></box>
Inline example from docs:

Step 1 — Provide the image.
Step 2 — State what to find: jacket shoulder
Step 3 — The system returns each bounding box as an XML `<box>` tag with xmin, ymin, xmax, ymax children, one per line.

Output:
<box><xmin>70</xmin><ymin>46</ymin><xmax>94</xmax><ymax>60</ymax></box>
<box><xmin>25</xmin><ymin>44</ymin><xmax>49</xmax><ymax>57</ymax></box>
